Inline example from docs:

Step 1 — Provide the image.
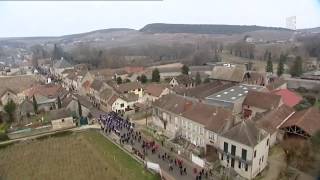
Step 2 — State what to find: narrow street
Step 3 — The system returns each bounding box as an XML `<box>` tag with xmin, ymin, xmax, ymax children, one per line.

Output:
<box><xmin>99</xmin><ymin>113</ymin><xmax>217</xmax><ymax>180</ymax></box>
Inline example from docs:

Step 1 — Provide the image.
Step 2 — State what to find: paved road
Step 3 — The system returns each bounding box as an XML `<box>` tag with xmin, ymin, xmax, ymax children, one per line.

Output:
<box><xmin>99</xmin><ymin>115</ymin><xmax>215</xmax><ymax>180</ymax></box>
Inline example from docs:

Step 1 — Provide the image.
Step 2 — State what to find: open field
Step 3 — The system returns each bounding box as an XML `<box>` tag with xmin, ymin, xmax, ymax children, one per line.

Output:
<box><xmin>220</xmin><ymin>52</ymin><xmax>267</xmax><ymax>72</ymax></box>
<box><xmin>0</xmin><ymin>130</ymin><xmax>159</xmax><ymax>180</ymax></box>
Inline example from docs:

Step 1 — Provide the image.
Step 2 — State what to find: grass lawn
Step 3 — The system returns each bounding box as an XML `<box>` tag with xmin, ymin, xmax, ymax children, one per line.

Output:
<box><xmin>0</xmin><ymin>130</ymin><xmax>159</xmax><ymax>180</ymax></box>
<box><xmin>315</xmin><ymin>100</ymin><xmax>320</xmax><ymax>108</ymax></box>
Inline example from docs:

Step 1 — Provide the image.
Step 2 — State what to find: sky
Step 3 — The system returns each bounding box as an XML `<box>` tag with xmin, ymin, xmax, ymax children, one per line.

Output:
<box><xmin>0</xmin><ymin>0</ymin><xmax>320</xmax><ymax>37</ymax></box>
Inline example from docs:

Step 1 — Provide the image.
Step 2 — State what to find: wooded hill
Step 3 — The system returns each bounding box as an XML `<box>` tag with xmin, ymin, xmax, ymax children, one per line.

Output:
<box><xmin>140</xmin><ymin>23</ymin><xmax>292</xmax><ymax>35</ymax></box>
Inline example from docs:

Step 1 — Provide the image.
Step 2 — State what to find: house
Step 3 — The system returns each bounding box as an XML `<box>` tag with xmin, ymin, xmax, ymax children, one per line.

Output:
<box><xmin>271</xmin><ymin>89</ymin><xmax>302</xmax><ymax>107</ymax></box>
<box><xmin>0</xmin><ymin>89</ymin><xmax>19</xmax><ymax>107</ymax></box>
<box><xmin>114</xmin><ymin>66</ymin><xmax>145</xmax><ymax>82</ymax></box>
<box><xmin>89</xmin><ymin>79</ymin><xmax>107</xmax><ymax>107</ymax></box>
<box><xmin>218</xmin><ymin>120</ymin><xmax>270</xmax><ymax>179</ymax></box>
<box><xmin>47</xmin><ymin>109</ymin><xmax>75</xmax><ymax>130</ymax></box>
<box><xmin>23</xmin><ymin>84</ymin><xmax>69</xmax><ymax>111</ymax></box>
<box><xmin>169</xmin><ymin>75</ymin><xmax>195</xmax><ymax>88</ymax></box>
<box><xmin>78</xmin><ymin>71</ymin><xmax>96</xmax><ymax>95</ymax></box>
<box><xmin>205</xmin><ymin>84</ymin><xmax>265</xmax><ymax>114</ymax></box>
<box><xmin>211</xmin><ymin>66</ymin><xmax>246</xmax><ymax>83</ymax></box>
<box><xmin>51</xmin><ymin>58</ymin><xmax>73</xmax><ymax>78</ymax></box>
<box><xmin>242</xmin><ymin>91</ymin><xmax>282</xmax><ymax>119</ymax></box>
<box><xmin>16</xmin><ymin>99</ymin><xmax>34</xmax><ymax>121</ymax></box>
<box><xmin>256</xmin><ymin>104</ymin><xmax>295</xmax><ymax>146</ymax></box>
<box><xmin>116</xmin><ymin>82</ymin><xmax>143</xmax><ymax>96</ymax></box>
<box><xmin>144</xmin><ymin>84</ymin><xmax>170</xmax><ymax>102</ymax></box>
<box><xmin>99</xmin><ymin>88</ymin><xmax>114</xmax><ymax>111</ymax></box>
<box><xmin>114</xmin><ymin>69</ymin><xmax>129</xmax><ymax>81</ymax></box>
<box><xmin>280</xmin><ymin>107</ymin><xmax>320</xmax><ymax>138</ymax></box>
<box><xmin>152</xmin><ymin>94</ymin><xmax>233</xmax><ymax>148</ymax></box>
<box><xmin>108</xmin><ymin>94</ymin><xmax>136</xmax><ymax>115</ymax></box>
<box><xmin>61</xmin><ymin>69</ymin><xmax>87</xmax><ymax>91</ymax></box>
<box><xmin>0</xmin><ymin>75</ymin><xmax>39</xmax><ymax>111</ymax></box>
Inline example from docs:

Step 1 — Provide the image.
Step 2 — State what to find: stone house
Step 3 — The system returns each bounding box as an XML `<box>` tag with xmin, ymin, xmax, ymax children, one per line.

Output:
<box><xmin>242</xmin><ymin>91</ymin><xmax>282</xmax><ymax>119</ymax></box>
<box><xmin>218</xmin><ymin>120</ymin><xmax>270</xmax><ymax>179</ymax></box>
<box><xmin>48</xmin><ymin>109</ymin><xmax>75</xmax><ymax>130</ymax></box>
<box><xmin>152</xmin><ymin>94</ymin><xmax>233</xmax><ymax>149</ymax></box>
<box><xmin>144</xmin><ymin>84</ymin><xmax>170</xmax><ymax>102</ymax></box>
<box><xmin>169</xmin><ymin>75</ymin><xmax>195</xmax><ymax>88</ymax></box>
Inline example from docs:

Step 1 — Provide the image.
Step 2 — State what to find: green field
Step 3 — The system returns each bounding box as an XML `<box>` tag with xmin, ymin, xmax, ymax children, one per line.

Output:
<box><xmin>0</xmin><ymin>130</ymin><xmax>159</xmax><ymax>180</ymax></box>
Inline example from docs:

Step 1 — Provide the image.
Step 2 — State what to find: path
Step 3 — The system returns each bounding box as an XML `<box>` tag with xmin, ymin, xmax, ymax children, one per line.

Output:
<box><xmin>264</xmin><ymin>146</ymin><xmax>286</xmax><ymax>180</ymax></box>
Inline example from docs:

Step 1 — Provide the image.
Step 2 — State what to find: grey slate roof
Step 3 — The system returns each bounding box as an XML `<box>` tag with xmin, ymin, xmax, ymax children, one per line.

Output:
<box><xmin>206</xmin><ymin>84</ymin><xmax>264</xmax><ymax>103</ymax></box>
<box><xmin>221</xmin><ymin>120</ymin><xmax>269</xmax><ymax>147</ymax></box>
<box><xmin>211</xmin><ymin>66</ymin><xmax>246</xmax><ymax>82</ymax></box>
<box><xmin>47</xmin><ymin>109</ymin><xmax>72</xmax><ymax>121</ymax></box>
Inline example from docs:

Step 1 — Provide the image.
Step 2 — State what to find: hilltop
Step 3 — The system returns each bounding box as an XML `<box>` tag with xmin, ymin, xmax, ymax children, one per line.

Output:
<box><xmin>140</xmin><ymin>23</ymin><xmax>292</xmax><ymax>35</ymax></box>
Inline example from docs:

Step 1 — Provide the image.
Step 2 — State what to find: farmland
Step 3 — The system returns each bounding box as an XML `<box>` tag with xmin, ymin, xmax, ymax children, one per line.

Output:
<box><xmin>0</xmin><ymin>130</ymin><xmax>159</xmax><ymax>180</ymax></box>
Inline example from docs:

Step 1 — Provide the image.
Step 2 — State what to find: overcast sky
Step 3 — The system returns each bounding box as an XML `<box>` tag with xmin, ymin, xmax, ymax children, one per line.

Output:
<box><xmin>0</xmin><ymin>0</ymin><xmax>320</xmax><ymax>37</ymax></box>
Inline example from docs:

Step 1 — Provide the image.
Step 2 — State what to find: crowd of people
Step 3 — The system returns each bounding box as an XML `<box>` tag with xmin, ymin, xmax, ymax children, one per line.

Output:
<box><xmin>99</xmin><ymin>111</ymin><xmax>212</xmax><ymax>180</ymax></box>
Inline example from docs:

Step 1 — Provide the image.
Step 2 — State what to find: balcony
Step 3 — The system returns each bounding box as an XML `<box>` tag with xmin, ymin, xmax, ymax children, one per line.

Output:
<box><xmin>216</xmin><ymin>147</ymin><xmax>252</xmax><ymax>165</ymax></box>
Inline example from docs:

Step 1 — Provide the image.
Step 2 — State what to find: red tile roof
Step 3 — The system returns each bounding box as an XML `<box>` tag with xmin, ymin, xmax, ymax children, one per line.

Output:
<box><xmin>153</xmin><ymin>94</ymin><xmax>233</xmax><ymax>133</ymax></box>
<box><xmin>243</xmin><ymin>90</ymin><xmax>282</xmax><ymax>110</ymax></box>
<box><xmin>257</xmin><ymin>104</ymin><xmax>295</xmax><ymax>133</ymax></box>
<box><xmin>281</xmin><ymin>107</ymin><xmax>320</xmax><ymax>136</ymax></box>
<box><xmin>107</xmin><ymin>94</ymin><xmax>119</xmax><ymax>106</ymax></box>
<box><xmin>272</xmin><ymin>89</ymin><xmax>302</xmax><ymax>107</ymax></box>
<box><xmin>82</xmin><ymin>80</ymin><xmax>91</xmax><ymax>89</ymax></box>
<box><xmin>145</xmin><ymin>84</ymin><xmax>168</xmax><ymax>97</ymax></box>
<box><xmin>24</xmin><ymin>84</ymin><xmax>66</xmax><ymax>98</ymax></box>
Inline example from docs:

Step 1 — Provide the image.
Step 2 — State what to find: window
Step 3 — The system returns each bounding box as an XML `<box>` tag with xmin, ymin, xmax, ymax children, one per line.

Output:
<box><xmin>238</xmin><ymin>161</ymin><xmax>241</xmax><ymax>169</ymax></box>
<box><xmin>245</xmin><ymin>164</ymin><xmax>248</xmax><ymax>171</ymax></box>
<box><xmin>231</xmin><ymin>158</ymin><xmax>235</xmax><ymax>168</ymax></box>
<box><xmin>231</xmin><ymin>145</ymin><xmax>236</xmax><ymax>156</ymax></box>
<box><xmin>221</xmin><ymin>154</ymin><xmax>224</xmax><ymax>160</ymax></box>
<box><xmin>224</xmin><ymin>142</ymin><xmax>228</xmax><ymax>153</ymax></box>
<box><xmin>120</xmin><ymin>103</ymin><xmax>124</xmax><ymax>107</ymax></box>
<box><xmin>209</xmin><ymin>132</ymin><xmax>214</xmax><ymax>140</ymax></box>
<box><xmin>241</xmin><ymin>149</ymin><xmax>247</xmax><ymax>161</ymax></box>
<box><xmin>254</xmin><ymin>150</ymin><xmax>257</xmax><ymax>158</ymax></box>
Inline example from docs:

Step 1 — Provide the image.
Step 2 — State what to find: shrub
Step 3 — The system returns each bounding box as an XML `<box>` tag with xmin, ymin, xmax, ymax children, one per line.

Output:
<box><xmin>304</xmin><ymin>95</ymin><xmax>316</xmax><ymax>105</ymax></box>
<box><xmin>0</xmin><ymin>133</ymin><xmax>9</xmax><ymax>142</ymax></box>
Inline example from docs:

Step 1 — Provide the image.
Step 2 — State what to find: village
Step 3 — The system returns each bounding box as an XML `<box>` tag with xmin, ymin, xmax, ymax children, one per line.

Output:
<box><xmin>0</xmin><ymin>52</ymin><xmax>319</xmax><ymax>180</ymax></box>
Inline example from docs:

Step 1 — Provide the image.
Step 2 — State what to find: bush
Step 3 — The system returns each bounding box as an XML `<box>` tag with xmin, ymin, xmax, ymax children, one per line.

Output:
<box><xmin>304</xmin><ymin>95</ymin><xmax>316</xmax><ymax>105</ymax></box>
<box><xmin>296</xmin><ymin>87</ymin><xmax>308</xmax><ymax>93</ymax></box>
<box><xmin>294</xmin><ymin>99</ymin><xmax>312</xmax><ymax>111</ymax></box>
<box><xmin>0</xmin><ymin>133</ymin><xmax>9</xmax><ymax>142</ymax></box>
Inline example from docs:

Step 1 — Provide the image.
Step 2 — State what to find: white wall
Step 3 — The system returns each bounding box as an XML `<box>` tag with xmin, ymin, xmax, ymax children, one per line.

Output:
<box><xmin>218</xmin><ymin>133</ymin><xmax>270</xmax><ymax>179</ymax></box>
<box><xmin>51</xmin><ymin>117</ymin><xmax>75</xmax><ymax>130</ymax></box>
